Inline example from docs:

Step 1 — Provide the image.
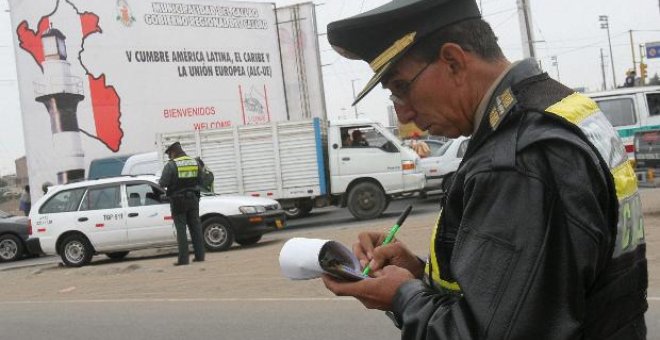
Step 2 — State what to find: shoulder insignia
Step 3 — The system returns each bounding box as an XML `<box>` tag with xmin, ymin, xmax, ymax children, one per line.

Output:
<box><xmin>488</xmin><ymin>88</ymin><xmax>517</xmax><ymax>130</ymax></box>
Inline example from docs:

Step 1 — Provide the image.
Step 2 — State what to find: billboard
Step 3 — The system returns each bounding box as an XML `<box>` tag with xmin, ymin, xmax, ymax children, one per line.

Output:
<box><xmin>8</xmin><ymin>0</ymin><xmax>288</xmax><ymax>197</ymax></box>
<box><xmin>276</xmin><ymin>2</ymin><xmax>326</xmax><ymax>121</ymax></box>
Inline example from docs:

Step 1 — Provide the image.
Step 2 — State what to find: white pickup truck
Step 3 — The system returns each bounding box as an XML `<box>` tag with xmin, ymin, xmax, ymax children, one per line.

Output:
<box><xmin>157</xmin><ymin>118</ymin><xmax>426</xmax><ymax>220</ymax></box>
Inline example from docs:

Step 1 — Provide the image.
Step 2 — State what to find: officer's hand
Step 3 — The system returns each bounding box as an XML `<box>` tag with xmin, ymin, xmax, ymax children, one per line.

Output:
<box><xmin>322</xmin><ymin>265</ymin><xmax>415</xmax><ymax>310</ymax></box>
<box><xmin>353</xmin><ymin>232</ymin><xmax>424</xmax><ymax>279</ymax></box>
<box><xmin>353</xmin><ymin>231</ymin><xmax>388</xmax><ymax>268</ymax></box>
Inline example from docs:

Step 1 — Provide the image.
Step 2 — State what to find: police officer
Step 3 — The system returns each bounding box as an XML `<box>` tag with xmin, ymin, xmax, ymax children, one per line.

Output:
<box><xmin>159</xmin><ymin>142</ymin><xmax>205</xmax><ymax>266</ymax></box>
<box><xmin>321</xmin><ymin>0</ymin><xmax>648</xmax><ymax>338</ymax></box>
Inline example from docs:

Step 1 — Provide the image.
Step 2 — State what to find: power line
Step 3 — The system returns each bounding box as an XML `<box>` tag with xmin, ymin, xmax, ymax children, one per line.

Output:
<box><xmin>492</xmin><ymin>10</ymin><xmax>517</xmax><ymax>28</ymax></box>
<box><xmin>483</xmin><ymin>6</ymin><xmax>517</xmax><ymax>17</ymax></box>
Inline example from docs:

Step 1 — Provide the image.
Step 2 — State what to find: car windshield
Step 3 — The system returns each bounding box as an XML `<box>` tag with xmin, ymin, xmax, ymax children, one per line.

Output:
<box><xmin>432</xmin><ymin>139</ymin><xmax>454</xmax><ymax>157</ymax></box>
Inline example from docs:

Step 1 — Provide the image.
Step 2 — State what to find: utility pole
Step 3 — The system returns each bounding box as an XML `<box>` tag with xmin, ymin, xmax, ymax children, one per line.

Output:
<box><xmin>640</xmin><ymin>44</ymin><xmax>647</xmax><ymax>86</ymax></box>
<box><xmin>517</xmin><ymin>0</ymin><xmax>536</xmax><ymax>59</ymax></box>
<box><xmin>350</xmin><ymin>79</ymin><xmax>359</xmax><ymax>118</ymax></box>
<box><xmin>599</xmin><ymin>15</ymin><xmax>617</xmax><ymax>88</ymax></box>
<box><xmin>600</xmin><ymin>48</ymin><xmax>608</xmax><ymax>91</ymax></box>
<box><xmin>629</xmin><ymin>30</ymin><xmax>636</xmax><ymax>74</ymax></box>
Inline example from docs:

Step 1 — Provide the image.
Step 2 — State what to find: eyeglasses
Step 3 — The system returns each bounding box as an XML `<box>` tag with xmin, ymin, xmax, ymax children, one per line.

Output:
<box><xmin>388</xmin><ymin>62</ymin><xmax>432</xmax><ymax>106</ymax></box>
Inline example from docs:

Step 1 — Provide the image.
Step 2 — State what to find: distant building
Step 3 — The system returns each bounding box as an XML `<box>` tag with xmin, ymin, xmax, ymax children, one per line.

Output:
<box><xmin>14</xmin><ymin>156</ymin><xmax>28</xmax><ymax>188</ymax></box>
<box><xmin>387</xmin><ymin>105</ymin><xmax>397</xmax><ymax>127</ymax></box>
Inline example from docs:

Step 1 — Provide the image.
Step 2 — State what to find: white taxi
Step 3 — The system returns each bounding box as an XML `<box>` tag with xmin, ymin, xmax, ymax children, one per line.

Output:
<box><xmin>29</xmin><ymin>175</ymin><xmax>285</xmax><ymax>267</ymax></box>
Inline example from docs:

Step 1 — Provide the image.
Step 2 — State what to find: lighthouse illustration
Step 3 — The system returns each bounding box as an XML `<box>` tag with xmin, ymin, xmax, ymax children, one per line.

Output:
<box><xmin>34</xmin><ymin>25</ymin><xmax>86</xmax><ymax>184</ymax></box>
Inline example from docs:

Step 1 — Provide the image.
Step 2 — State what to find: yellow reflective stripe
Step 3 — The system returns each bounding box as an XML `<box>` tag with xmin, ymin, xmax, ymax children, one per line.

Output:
<box><xmin>177</xmin><ymin>166</ymin><xmax>198</xmax><ymax>172</ymax></box>
<box><xmin>545</xmin><ymin>93</ymin><xmax>600</xmax><ymax>125</ymax></box>
<box><xmin>612</xmin><ymin>160</ymin><xmax>638</xmax><ymax>200</ymax></box>
<box><xmin>425</xmin><ymin>211</ymin><xmax>441</xmax><ymax>284</ymax></box>
<box><xmin>425</xmin><ymin>209</ymin><xmax>461</xmax><ymax>292</ymax></box>
<box><xmin>178</xmin><ymin>171</ymin><xmax>198</xmax><ymax>178</ymax></box>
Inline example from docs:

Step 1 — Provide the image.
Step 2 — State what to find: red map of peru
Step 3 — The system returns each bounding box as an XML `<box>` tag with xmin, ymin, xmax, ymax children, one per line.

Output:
<box><xmin>16</xmin><ymin>2</ymin><xmax>123</xmax><ymax>152</ymax></box>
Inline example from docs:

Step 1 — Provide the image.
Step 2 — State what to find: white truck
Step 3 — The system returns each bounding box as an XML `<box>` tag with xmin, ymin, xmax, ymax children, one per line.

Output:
<box><xmin>156</xmin><ymin>118</ymin><xmax>426</xmax><ymax>220</ymax></box>
<box><xmin>586</xmin><ymin>85</ymin><xmax>660</xmax><ymax>159</ymax></box>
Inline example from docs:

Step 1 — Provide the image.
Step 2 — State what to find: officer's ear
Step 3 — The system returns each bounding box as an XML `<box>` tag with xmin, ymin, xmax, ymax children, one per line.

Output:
<box><xmin>438</xmin><ymin>43</ymin><xmax>468</xmax><ymax>84</ymax></box>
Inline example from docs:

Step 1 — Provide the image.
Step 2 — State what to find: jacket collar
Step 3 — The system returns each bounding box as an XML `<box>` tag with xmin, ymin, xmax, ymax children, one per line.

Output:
<box><xmin>465</xmin><ymin>59</ymin><xmax>544</xmax><ymax>158</ymax></box>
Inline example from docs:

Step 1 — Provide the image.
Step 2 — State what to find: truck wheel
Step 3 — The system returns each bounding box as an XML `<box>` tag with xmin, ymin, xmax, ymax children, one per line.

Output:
<box><xmin>283</xmin><ymin>199</ymin><xmax>313</xmax><ymax>219</ymax></box>
<box><xmin>0</xmin><ymin>234</ymin><xmax>23</xmax><ymax>262</ymax></box>
<box><xmin>60</xmin><ymin>234</ymin><xmax>94</xmax><ymax>267</ymax></box>
<box><xmin>347</xmin><ymin>182</ymin><xmax>387</xmax><ymax>220</ymax></box>
<box><xmin>236</xmin><ymin>235</ymin><xmax>262</xmax><ymax>246</ymax></box>
<box><xmin>106</xmin><ymin>251</ymin><xmax>130</xmax><ymax>260</ymax></box>
<box><xmin>202</xmin><ymin>217</ymin><xmax>234</xmax><ymax>251</ymax></box>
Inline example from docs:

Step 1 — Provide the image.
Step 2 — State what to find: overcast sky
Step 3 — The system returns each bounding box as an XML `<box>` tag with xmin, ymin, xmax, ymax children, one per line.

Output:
<box><xmin>1</xmin><ymin>0</ymin><xmax>659</xmax><ymax>175</ymax></box>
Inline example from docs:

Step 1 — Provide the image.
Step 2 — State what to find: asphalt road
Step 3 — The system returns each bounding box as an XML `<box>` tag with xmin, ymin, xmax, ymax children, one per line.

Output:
<box><xmin>2</xmin><ymin>195</ymin><xmax>659</xmax><ymax>339</ymax></box>
<box><xmin>1</xmin><ymin>298</ymin><xmax>658</xmax><ymax>340</ymax></box>
<box><xmin>0</xmin><ymin>299</ymin><xmax>400</xmax><ymax>340</ymax></box>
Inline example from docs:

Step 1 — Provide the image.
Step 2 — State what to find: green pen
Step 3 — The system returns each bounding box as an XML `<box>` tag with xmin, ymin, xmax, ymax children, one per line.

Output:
<box><xmin>362</xmin><ymin>204</ymin><xmax>413</xmax><ymax>276</ymax></box>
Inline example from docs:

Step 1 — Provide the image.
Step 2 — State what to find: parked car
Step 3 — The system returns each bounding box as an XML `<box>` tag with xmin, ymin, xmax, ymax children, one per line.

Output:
<box><xmin>0</xmin><ymin>209</ymin><xmax>41</xmax><ymax>262</ymax></box>
<box><xmin>29</xmin><ymin>175</ymin><xmax>286</xmax><ymax>267</ymax></box>
<box><xmin>423</xmin><ymin>139</ymin><xmax>446</xmax><ymax>156</ymax></box>
<box><xmin>418</xmin><ymin>136</ymin><xmax>470</xmax><ymax>197</ymax></box>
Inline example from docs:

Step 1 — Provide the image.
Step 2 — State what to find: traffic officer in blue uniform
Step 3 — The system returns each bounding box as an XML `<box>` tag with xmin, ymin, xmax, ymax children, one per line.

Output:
<box><xmin>159</xmin><ymin>142</ymin><xmax>205</xmax><ymax>266</ymax></box>
<box><xmin>321</xmin><ymin>0</ymin><xmax>648</xmax><ymax>338</ymax></box>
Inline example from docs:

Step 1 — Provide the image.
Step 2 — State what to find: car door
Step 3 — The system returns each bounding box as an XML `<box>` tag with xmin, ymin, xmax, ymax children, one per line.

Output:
<box><xmin>335</xmin><ymin>126</ymin><xmax>403</xmax><ymax>192</ymax></box>
<box><xmin>32</xmin><ymin>187</ymin><xmax>87</xmax><ymax>252</ymax></box>
<box><xmin>77</xmin><ymin>184</ymin><xmax>128</xmax><ymax>250</ymax></box>
<box><xmin>125</xmin><ymin>182</ymin><xmax>176</xmax><ymax>246</ymax></box>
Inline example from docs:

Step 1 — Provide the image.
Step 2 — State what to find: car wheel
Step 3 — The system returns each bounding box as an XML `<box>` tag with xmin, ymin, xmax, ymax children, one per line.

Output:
<box><xmin>106</xmin><ymin>251</ymin><xmax>130</xmax><ymax>260</ymax></box>
<box><xmin>202</xmin><ymin>217</ymin><xmax>234</xmax><ymax>251</ymax></box>
<box><xmin>0</xmin><ymin>234</ymin><xmax>23</xmax><ymax>262</ymax></box>
<box><xmin>347</xmin><ymin>182</ymin><xmax>387</xmax><ymax>220</ymax></box>
<box><xmin>236</xmin><ymin>235</ymin><xmax>262</xmax><ymax>246</ymax></box>
<box><xmin>60</xmin><ymin>234</ymin><xmax>94</xmax><ymax>267</ymax></box>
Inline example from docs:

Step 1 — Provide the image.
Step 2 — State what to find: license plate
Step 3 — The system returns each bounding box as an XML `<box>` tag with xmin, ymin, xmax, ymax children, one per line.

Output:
<box><xmin>275</xmin><ymin>219</ymin><xmax>283</xmax><ymax>229</ymax></box>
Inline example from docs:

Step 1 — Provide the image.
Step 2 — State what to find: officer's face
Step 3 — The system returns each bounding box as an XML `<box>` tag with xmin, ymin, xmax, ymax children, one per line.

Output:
<box><xmin>384</xmin><ymin>45</ymin><xmax>475</xmax><ymax>138</ymax></box>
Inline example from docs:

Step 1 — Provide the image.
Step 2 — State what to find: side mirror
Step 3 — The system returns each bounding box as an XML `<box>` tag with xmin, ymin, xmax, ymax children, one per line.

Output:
<box><xmin>381</xmin><ymin>141</ymin><xmax>399</xmax><ymax>153</ymax></box>
<box><xmin>159</xmin><ymin>194</ymin><xmax>170</xmax><ymax>203</ymax></box>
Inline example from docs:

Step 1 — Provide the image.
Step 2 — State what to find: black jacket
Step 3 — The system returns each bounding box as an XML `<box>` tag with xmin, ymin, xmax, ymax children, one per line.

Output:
<box><xmin>391</xmin><ymin>60</ymin><xmax>647</xmax><ymax>339</ymax></box>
